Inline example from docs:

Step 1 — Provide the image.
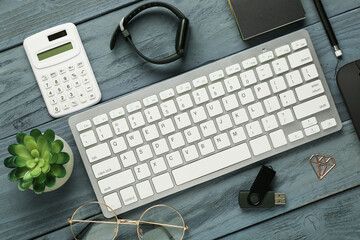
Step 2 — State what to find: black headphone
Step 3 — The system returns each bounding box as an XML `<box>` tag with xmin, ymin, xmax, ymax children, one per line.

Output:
<box><xmin>110</xmin><ymin>2</ymin><xmax>189</xmax><ymax>64</ymax></box>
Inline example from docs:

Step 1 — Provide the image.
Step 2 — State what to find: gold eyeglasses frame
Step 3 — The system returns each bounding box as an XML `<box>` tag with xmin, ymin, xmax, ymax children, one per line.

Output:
<box><xmin>67</xmin><ymin>201</ymin><xmax>189</xmax><ymax>240</ymax></box>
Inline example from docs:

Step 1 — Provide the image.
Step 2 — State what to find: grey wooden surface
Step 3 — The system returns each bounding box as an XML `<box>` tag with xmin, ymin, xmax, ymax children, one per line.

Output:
<box><xmin>0</xmin><ymin>0</ymin><xmax>360</xmax><ymax>239</ymax></box>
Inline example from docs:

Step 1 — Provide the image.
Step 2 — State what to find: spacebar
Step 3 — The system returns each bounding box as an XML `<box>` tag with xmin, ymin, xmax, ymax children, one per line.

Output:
<box><xmin>172</xmin><ymin>143</ymin><xmax>251</xmax><ymax>185</ymax></box>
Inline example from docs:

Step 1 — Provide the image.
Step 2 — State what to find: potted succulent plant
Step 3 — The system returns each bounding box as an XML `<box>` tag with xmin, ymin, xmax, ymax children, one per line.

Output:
<box><xmin>3</xmin><ymin>129</ymin><xmax>73</xmax><ymax>194</ymax></box>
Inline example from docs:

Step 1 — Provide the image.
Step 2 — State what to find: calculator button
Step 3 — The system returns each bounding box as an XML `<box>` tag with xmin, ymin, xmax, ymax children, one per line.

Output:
<box><xmin>50</xmin><ymin>72</ymin><xmax>57</xmax><ymax>78</ymax></box>
<box><xmin>50</xmin><ymin>98</ymin><xmax>57</xmax><ymax>105</ymax></box>
<box><xmin>71</xmin><ymin>99</ymin><xmax>79</xmax><ymax>107</ymax></box>
<box><xmin>74</xmin><ymin>80</ymin><xmax>81</xmax><ymax>87</ymax></box>
<box><xmin>65</xmin><ymin>83</ymin><xmax>72</xmax><ymax>91</ymax></box>
<box><xmin>43</xmin><ymin>82</ymin><xmax>52</xmax><ymax>89</ymax></box>
<box><xmin>56</xmin><ymin>86</ymin><xmax>64</xmax><ymax>94</ymax></box>
<box><xmin>77</xmin><ymin>89</ymin><xmax>87</xmax><ymax>103</ymax></box>
<box><xmin>77</xmin><ymin>62</ymin><xmax>84</xmax><ymax>68</ymax></box>
<box><xmin>63</xmin><ymin>102</ymin><xmax>70</xmax><ymax>110</ymax></box>
<box><xmin>47</xmin><ymin>90</ymin><xmax>54</xmax><ymax>97</ymax></box>
<box><xmin>70</xmin><ymin>72</ymin><xmax>78</xmax><ymax>79</ymax></box>
<box><xmin>68</xmin><ymin>91</ymin><xmax>76</xmax><ymax>99</ymax></box>
<box><xmin>82</xmin><ymin>77</ymin><xmax>90</xmax><ymax>84</ymax></box>
<box><xmin>41</xmin><ymin>75</ymin><xmax>49</xmax><ymax>81</ymax></box>
<box><xmin>59</xmin><ymin>94</ymin><xmax>67</xmax><ymax>102</ymax></box>
<box><xmin>53</xmin><ymin>79</ymin><xmax>60</xmax><ymax>85</ymax></box>
<box><xmin>85</xmin><ymin>85</ymin><xmax>93</xmax><ymax>92</ymax></box>
<box><xmin>53</xmin><ymin>106</ymin><xmax>61</xmax><ymax>113</ymax></box>
<box><xmin>80</xmin><ymin>69</ymin><xmax>87</xmax><ymax>76</ymax></box>
<box><xmin>59</xmin><ymin>68</ymin><xmax>66</xmax><ymax>74</ymax></box>
<box><xmin>68</xmin><ymin>65</ymin><xmax>75</xmax><ymax>71</ymax></box>
<box><xmin>89</xmin><ymin>92</ymin><xmax>96</xmax><ymax>100</ymax></box>
<box><xmin>61</xmin><ymin>75</ymin><xmax>69</xmax><ymax>82</ymax></box>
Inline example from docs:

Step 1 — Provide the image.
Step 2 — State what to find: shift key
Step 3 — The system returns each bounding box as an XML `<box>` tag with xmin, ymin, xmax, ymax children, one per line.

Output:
<box><xmin>293</xmin><ymin>95</ymin><xmax>330</xmax><ymax>119</ymax></box>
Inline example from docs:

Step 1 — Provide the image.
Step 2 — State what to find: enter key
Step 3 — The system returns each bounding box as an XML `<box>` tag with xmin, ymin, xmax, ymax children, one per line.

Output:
<box><xmin>295</xmin><ymin>79</ymin><xmax>324</xmax><ymax>101</ymax></box>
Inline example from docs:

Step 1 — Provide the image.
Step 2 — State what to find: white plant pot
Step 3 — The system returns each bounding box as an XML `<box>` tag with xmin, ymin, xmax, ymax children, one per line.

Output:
<box><xmin>30</xmin><ymin>135</ymin><xmax>74</xmax><ymax>192</ymax></box>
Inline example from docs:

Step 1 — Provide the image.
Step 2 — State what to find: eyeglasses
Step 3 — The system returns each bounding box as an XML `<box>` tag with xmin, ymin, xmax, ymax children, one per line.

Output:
<box><xmin>67</xmin><ymin>202</ymin><xmax>189</xmax><ymax>240</ymax></box>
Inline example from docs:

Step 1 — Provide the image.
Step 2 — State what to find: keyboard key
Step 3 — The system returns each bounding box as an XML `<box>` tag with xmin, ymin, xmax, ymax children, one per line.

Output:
<box><xmin>240</xmin><ymin>70</ymin><xmax>257</xmax><ymax>87</ymax></box>
<box><xmin>71</xmin><ymin>99</ymin><xmax>79</xmax><ymax>107</ymax></box>
<box><xmin>76</xmin><ymin>120</ymin><xmax>92</xmax><ymax>132</ymax></box>
<box><xmin>321</xmin><ymin>118</ymin><xmax>337</xmax><ymax>130</ymax></box>
<box><xmin>168</xmin><ymin>132</ymin><xmax>185</xmax><ymax>149</ymax></box>
<box><xmin>98</xmin><ymin>169</ymin><xmax>135</xmax><ymax>194</ymax></box>
<box><xmin>158</xmin><ymin>119</ymin><xmax>176</xmax><ymax>135</ymax></box>
<box><xmin>301</xmin><ymin>64</ymin><xmax>318</xmax><ymax>81</ymax></box>
<box><xmin>86</xmin><ymin>143</ymin><xmax>111</xmax><ymax>163</ymax></box>
<box><xmin>128</xmin><ymin>112</ymin><xmax>145</xmax><ymax>129</ymax></box>
<box><xmin>200</xmin><ymin>120</ymin><xmax>217</xmax><ymax>137</ymax></box>
<box><xmin>110</xmin><ymin>137</ymin><xmax>127</xmax><ymax>153</ymax></box>
<box><xmin>182</xmin><ymin>145</ymin><xmax>199</xmax><ymax>162</ymax></box>
<box><xmin>224</xmin><ymin>76</ymin><xmax>241</xmax><ymax>93</ymax></box>
<box><xmin>126</xmin><ymin>101</ymin><xmax>142</xmax><ymax>113</ymax></box>
<box><xmin>288</xmin><ymin>130</ymin><xmax>304</xmax><ymax>142</ymax></box>
<box><xmin>150</xmin><ymin>157</ymin><xmax>167</xmax><ymax>174</ymax></box>
<box><xmin>248</xmin><ymin>102</ymin><xmax>265</xmax><ymax>119</ymax></box>
<box><xmin>120</xmin><ymin>151</ymin><xmax>137</xmax><ymax>167</ymax></box>
<box><xmin>269</xmin><ymin>129</ymin><xmax>287</xmax><ymax>148</ymax></box>
<box><xmin>104</xmin><ymin>193</ymin><xmax>122</xmax><ymax>211</ymax></box>
<box><xmin>216</xmin><ymin>114</ymin><xmax>233</xmax><ymax>131</ymax></box>
<box><xmin>285</xmin><ymin>70</ymin><xmax>303</xmax><ymax>87</ymax></box>
<box><xmin>184</xmin><ymin>126</ymin><xmax>201</xmax><ymax>144</ymax></box>
<box><xmin>272</xmin><ymin>58</ymin><xmax>289</xmax><ymax>75</ymax></box>
<box><xmin>152</xmin><ymin>139</ymin><xmax>169</xmax><ymax>155</ymax></box>
<box><xmin>249</xmin><ymin>136</ymin><xmax>271</xmax><ymax>156</ymax></box>
<box><xmin>192</xmin><ymin>76</ymin><xmax>208</xmax><ymax>88</ymax></box>
<box><xmin>304</xmin><ymin>124</ymin><xmax>320</xmax><ymax>136</ymax></box>
<box><xmin>295</xmin><ymin>80</ymin><xmax>324</xmax><ymax>101</ymax></box>
<box><xmin>193</xmin><ymin>88</ymin><xmax>209</xmax><ymax>105</ymax></box>
<box><xmin>80</xmin><ymin>130</ymin><xmax>97</xmax><ymax>147</ymax></box>
<box><xmin>263</xmin><ymin>96</ymin><xmax>281</xmax><ymax>113</ymax></box>
<box><xmin>279</xmin><ymin>90</ymin><xmax>297</xmax><ymax>107</ymax></box>
<box><xmin>275</xmin><ymin>44</ymin><xmax>291</xmax><ymax>57</ymax></box>
<box><xmin>214</xmin><ymin>133</ymin><xmax>231</xmax><ymax>150</ymax></box>
<box><xmin>142</xmin><ymin>125</ymin><xmax>160</xmax><ymax>141</ymax></box>
<box><xmin>176</xmin><ymin>94</ymin><xmax>194</xmax><ymax>110</ymax></box>
<box><xmin>301</xmin><ymin>117</ymin><xmax>317</xmax><ymax>128</ymax></box>
<box><xmin>159</xmin><ymin>88</ymin><xmax>175</xmax><ymax>100</ymax></box>
<box><xmin>206</xmin><ymin>100</ymin><xmax>223</xmax><ymax>117</ymax></box>
<box><xmin>144</xmin><ymin>106</ymin><xmax>162</xmax><ymax>123</ymax></box>
<box><xmin>120</xmin><ymin>186</ymin><xmax>138</xmax><ymax>205</ymax></box>
<box><xmin>198</xmin><ymin>139</ymin><xmax>215</xmax><ymax>155</ymax></box>
<box><xmin>93</xmin><ymin>114</ymin><xmax>108</xmax><ymax>126</ymax></box>
<box><xmin>277</xmin><ymin>109</ymin><xmax>295</xmax><ymax>125</ymax></box>
<box><xmin>293</xmin><ymin>95</ymin><xmax>330</xmax><ymax>119</ymax></box>
<box><xmin>173</xmin><ymin>143</ymin><xmax>251</xmax><ymax>185</ymax></box>
<box><xmin>126</xmin><ymin>131</ymin><xmax>143</xmax><ymax>147</ymax></box>
<box><xmin>232</xmin><ymin>108</ymin><xmax>249</xmax><ymax>125</ymax></box>
<box><xmin>92</xmin><ymin>157</ymin><xmax>121</xmax><ymax>179</ymax></box>
<box><xmin>176</xmin><ymin>82</ymin><xmax>192</xmax><ymax>94</ymax></box>
<box><xmin>229</xmin><ymin>127</ymin><xmax>246</xmax><ymax>144</ymax></box>
<box><xmin>174</xmin><ymin>112</ymin><xmax>191</xmax><ymax>129</ymax></box>
<box><xmin>109</xmin><ymin>107</ymin><xmax>125</xmax><ymax>119</ymax></box>
<box><xmin>254</xmin><ymin>82</ymin><xmax>271</xmax><ymax>99</ymax></box>
<box><xmin>291</xmin><ymin>38</ymin><xmax>307</xmax><ymax>50</ymax></box>
<box><xmin>288</xmin><ymin>48</ymin><xmax>313</xmax><ymax>69</ymax></box>
<box><xmin>160</xmin><ymin>100</ymin><xmax>177</xmax><ymax>117</ymax></box>
<box><xmin>134</xmin><ymin>163</ymin><xmax>151</xmax><ymax>180</ymax></box>
<box><xmin>225</xmin><ymin>63</ymin><xmax>241</xmax><ymax>75</ymax></box>
<box><xmin>222</xmin><ymin>94</ymin><xmax>239</xmax><ymax>111</ymax></box>
<box><xmin>96</xmin><ymin>124</ymin><xmax>113</xmax><ymax>141</ymax></box>
<box><xmin>258</xmin><ymin>51</ymin><xmax>274</xmax><ymax>63</ymax></box>
<box><xmin>238</xmin><ymin>89</ymin><xmax>255</xmax><ymax>105</ymax></box>
<box><xmin>270</xmin><ymin>76</ymin><xmax>287</xmax><ymax>93</ymax></box>
<box><xmin>242</xmin><ymin>57</ymin><xmax>257</xmax><ymax>69</ymax></box>
<box><xmin>190</xmin><ymin>106</ymin><xmax>207</xmax><ymax>123</ymax></box>
<box><xmin>135</xmin><ymin>144</ymin><xmax>153</xmax><ymax>162</ymax></box>
<box><xmin>246</xmin><ymin>121</ymin><xmax>263</xmax><ymax>137</ymax></box>
<box><xmin>261</xmin><ymin>115</ymin><xmax>279</xmax><ymax>132</ymax></box>
<box><xmin>152</xmin><ymin>173</ymin><xmax>174</xmax><ymax>193</ymax></box>
<box><xmin>143</xmin><ymin>95</ymin><xmax>159</xmax><ymax>106</ymax></box>
<box><xmin>136</xmin><ymin>181</ymin><xmax>154</xmax><ymax>199</ymax></box>
<box><xmin>166</xmin><ymin>151</ymin><xmax>183</xmax><ymax>168</ymax></box>
<box><xmin>112</xmin><ymin>118</ymin><xmax>129</xmax><ymax>135</ymax></box>
<box><xmin>208</xmin><ymin>82</ymin><xmax>225</xmax><ymax>99</ymax></box>
<box><xmin>209</xmin><ymin>70</ymin><xmax>224</xmax><ymax>81</ymax></box>
<box><xmin>256</xmin><ymin>64</ymin><xmax>273</xmax><ymax>81</ymax></box>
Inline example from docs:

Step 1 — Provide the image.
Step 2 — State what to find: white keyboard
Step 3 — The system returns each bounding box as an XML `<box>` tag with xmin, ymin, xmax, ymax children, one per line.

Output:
<box><xmin>69</xmin><ymin>29</ymin><xmax>342</xmax><ymax>218</ymax></box>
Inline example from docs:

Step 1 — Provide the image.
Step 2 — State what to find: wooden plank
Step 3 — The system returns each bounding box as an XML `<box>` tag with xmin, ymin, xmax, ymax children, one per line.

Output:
<box><xmin>0</xmin><ymin>1</ymin><xmax>359</xmax><ymax>140</ymax></box>
<box><xmin>0</xmin><ymin>0</ymin><xmax>141</xmax><ymax>52</ymax></box>
<box><xmin>220</xmin><ymin>186</ymin><xmax>360</xmax><ymax>239</ymax></box>
<box><xmin>3</xmin><ymin>119</ymin><xmax>359</xmax><ymax>240</ymax></box>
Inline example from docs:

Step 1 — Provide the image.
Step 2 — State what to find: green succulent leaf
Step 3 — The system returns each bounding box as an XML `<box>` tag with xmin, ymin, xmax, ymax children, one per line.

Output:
<box><xmin>25</xmin><ymin>159</ymin><xmax>36</xmax><ymax>168</ymax></box>
<box><xmin>4</xmin><ymin>156</ymin><xmax>17</xmax><ymax>168</ymax></box>
<box><xmin>49</xmin><ymin>153</ymin><xmax>58</xmax><ymax>164</ymax></box>
<box><xmin>18</xmin><ymin>180</ymin><xmax>32</xmax><ymax>191</ymax></box>
<box><xmin>8</xmin><ymin>169</ymin><xmax>20</xmax><ymax>182</ymax></box>
<box><xmin>24</xmin><ymin>138</ymin><xmax>37</xmax><ymax>152</ymax></box>
<box><xmin>56</xmin><ymin>152</ymin><xmax>70</xmax><ymax>164</ymax></box>
<box><xmin>8</xmin><ymin>144</ymin><xmax>32</xmax><ymax>158</ymax></box>
<box><xmin>51</xmin><ymin>165</ymin><xmax>66</xmax><ymax>178</ymax></box>
<box><xmin>35</xmin><ymin>172</ymin><xmax>47</xmax><ymax>184</ymax></box>
<box><xmin>42</xmin><ymin>151</ymin><xmax>51</xmax><ymax>163</ymax></box>
<box><xmin>23</xmin><ymin>171</ymin><xmax>33</xmax><ymax>182</ymax></box>
<box><xmin>51</xmin><ymin>140</ymin><xmax>64</xmax><ymax>153</ymax></box>
<box><xmin>14</xmin><ymin>156</ymin><xmax>29</xmax><ymax>167</ymax></box>
<box><xmin>45</xmin><ymin>172</ymin><xmax>56</xmax><ymax>188</ymax></box>
<box><xmin>30</xmin><ymin>165</ymin><xmax>42</xmax><ymax>177</ymax></box>
<box><xmin>33</xmin><ymin>182</ymin><xmax>45</xmax><ymax>194</ymax></box>
<box><xmin>16</xmin><ymin>132</ymin><xmax>27</xmax><ymax>144</ymax></box>
<box><xmin>36</xmin><ymin>136</ymin><xmax>47</xmax><ymax>154</ymax></box>
<box><xmin>41</xmin><ymin>162</ymin><xmax>51</xmax><ymax>174</ymax></box>
<box><xmin>30</xmin><ymin>129</ymin><xmax>42</xmax><ymax>141</ymax></box>
<box><xmin>38</xmin><ymin>158</ymin><xmax>45</xmax><ymax>168</ymax></box>
<box><xmin>44</xmin><ymin>129</ymin><xmax>55</xmax><ymax>142</ymax></box>
<box><xmin>31</xmin><ymin>149</ymin><xmax>40</xmax><ymax>158</ymax></box>
<box><xmin>14</xmin><ymin>167</ymin><xmax>29</xmax><ymax>178</ymax></box>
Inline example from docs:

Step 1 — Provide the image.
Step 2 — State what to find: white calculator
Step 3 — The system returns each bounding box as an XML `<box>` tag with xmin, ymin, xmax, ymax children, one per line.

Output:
<box><xmin>23</xmin><ymin>23</ymin><xmax>101</xmax><ymax>118</ymax></box>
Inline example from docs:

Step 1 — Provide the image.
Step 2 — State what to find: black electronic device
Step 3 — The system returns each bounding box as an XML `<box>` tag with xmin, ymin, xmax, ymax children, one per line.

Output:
<box><xmin>336</xmin><ymin>60</ymin><xmax>360</xmax><ymax>139</ymax></box>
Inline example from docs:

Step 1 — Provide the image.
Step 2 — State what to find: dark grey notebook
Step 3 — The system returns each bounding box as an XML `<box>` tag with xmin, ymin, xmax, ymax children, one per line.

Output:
<box><xmin>228</xmin><ymin>0</ymin><xmax>305</xmax><ymax>40</ymax></box>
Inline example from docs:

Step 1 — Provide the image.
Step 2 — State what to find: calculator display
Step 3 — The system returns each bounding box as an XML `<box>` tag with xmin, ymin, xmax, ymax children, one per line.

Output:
<box><xmin>37</xmin><ymin>42</ymin><xmax>73</xmax><ymax>61</ymax></box>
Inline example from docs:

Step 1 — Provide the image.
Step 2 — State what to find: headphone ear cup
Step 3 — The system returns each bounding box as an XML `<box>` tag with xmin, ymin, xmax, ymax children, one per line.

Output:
<box><xmin>175</xmin><ymin>18</ymin><xmax>189</xmax><ymax>55</ymax></box>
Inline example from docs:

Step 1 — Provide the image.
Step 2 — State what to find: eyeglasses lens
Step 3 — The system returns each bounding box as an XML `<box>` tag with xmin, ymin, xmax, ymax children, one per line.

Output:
<box><xmin>70</xmin><ymin>202</ymin><xmax>118</xmax><ymax>240</ymax></box>
<box><xmin>138</xmin><ymin>205</ymin><xmax>185</xmax><ymax>240</ymax></box>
